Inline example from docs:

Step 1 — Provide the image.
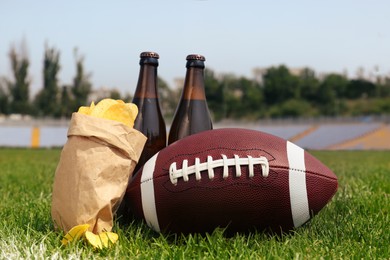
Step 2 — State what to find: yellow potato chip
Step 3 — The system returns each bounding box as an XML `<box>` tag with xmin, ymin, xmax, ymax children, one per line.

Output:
<box><xmin>77</xmin><ymin>101</ymin><xmax>95</xmax><ymax>115</ymax></box>
<box><xmin>76</xmin><ymin>98</ymin><xmax>138</xmax><ymax>128</ymax></box>
<box><xmin>85</xmin><ymin>231</ymin><xmax>118</xmax><ymax>249</ymax></box>
<box><xmin>78</xmin><ymin>106</ymin><xmax>92</xmax><ymax>115</ymax></box>
<box><xmin>90</xmin><ymin>99</ymin><xmax>119</xmax><ymax>118</ymax></box>
<box><xmin>125</xmin><ymin>103</ymin><xmax>138</xmax><ymax>121</ymax></box>
<box><xmin>61</xmin><ymin>224</ymin><xmax>90</xmax><ymax>246</ymax></box>
<box><xmin>102</xmin><ymin>103</ymin><xmax>136</xmax><ymax>127</ymax></box>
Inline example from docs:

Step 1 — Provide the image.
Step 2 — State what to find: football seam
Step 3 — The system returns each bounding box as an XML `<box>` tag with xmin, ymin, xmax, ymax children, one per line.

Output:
<box><xmin>272</xmin><ymin>165</ymin><xmax>337</xmax><ymax>181</ymax></box>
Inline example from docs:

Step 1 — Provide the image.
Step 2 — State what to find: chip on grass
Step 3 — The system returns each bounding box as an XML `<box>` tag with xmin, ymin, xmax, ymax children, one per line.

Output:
<box><xmin>85</xmin><ymin>231</ymin><xmax>119</xmax><ymax>249</ymax></box>
<box><xmin>61</xmin><ymin>224</ymin><xmax>90</xmax><ymax>246</ymax></box>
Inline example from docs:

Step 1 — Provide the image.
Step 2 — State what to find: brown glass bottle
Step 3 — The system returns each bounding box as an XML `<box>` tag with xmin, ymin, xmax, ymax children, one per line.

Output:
<box><xmin>132</xmin><ymin>52</ymin><xmax>166</xmax><ymax>172</ymax></box>
<box><xmin>168</xmin><ymin>54</ymin><xmax>213</xmax><ymax>145</ymax></box>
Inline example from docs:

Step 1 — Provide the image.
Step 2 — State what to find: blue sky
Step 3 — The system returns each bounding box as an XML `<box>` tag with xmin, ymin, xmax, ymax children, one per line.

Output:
<box><xmin>1</xmin><ymin>0</ymin><xmax>389</xmax><ymax>96</ymax></box>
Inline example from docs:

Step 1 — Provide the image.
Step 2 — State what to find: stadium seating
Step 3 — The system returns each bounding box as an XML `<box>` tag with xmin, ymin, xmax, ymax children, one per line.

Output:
<box><xmin>294</xmin><ymin>124</ymin><xmax>381</xmax><ymax>149</ymax></box>
<box><xmin>0</xmin><ymin>122</ymin><xmax>388</xmax><ymax>150</ymax></box>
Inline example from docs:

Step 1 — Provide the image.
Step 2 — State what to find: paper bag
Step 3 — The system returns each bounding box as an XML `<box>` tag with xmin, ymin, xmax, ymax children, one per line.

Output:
<box><xmin>51</xmin><ymin>113</ymin><xmax>147</xmax><ymax>233</ymax></box>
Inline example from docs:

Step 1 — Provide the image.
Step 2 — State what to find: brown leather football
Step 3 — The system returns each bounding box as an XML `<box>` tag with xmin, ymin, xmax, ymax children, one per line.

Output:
<box><xmin>126</xmin><ymin>128</ymin><xmax>338</xmax><ymax>234</ymax></box>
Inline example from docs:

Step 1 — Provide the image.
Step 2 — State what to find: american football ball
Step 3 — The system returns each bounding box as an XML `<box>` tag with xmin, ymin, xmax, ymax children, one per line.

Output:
<box><xmin>126</xmin><ymin>128</ymin><xmax>338</xmax><ymax>234</ymax></box>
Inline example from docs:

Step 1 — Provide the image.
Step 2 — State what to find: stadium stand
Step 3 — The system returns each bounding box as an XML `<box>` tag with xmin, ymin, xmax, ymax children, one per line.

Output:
<box><xmin>328</xmin><ymin>124</ymin><xmax>390</xmax><ymax>150</ymax></box>
<box><xmin>1</xmin><ymin>120</ymin><xmax>389</xmax><ymax>150</ymax></box>
<box><xmin>215</xmin><ymin>124</ymin><xmax>311</xmax><ymax>140</ymax></box>
<box><xmin>294</xmin><ymin>123</ymin><xmax>382</xmax><ymax>149</ymax></box>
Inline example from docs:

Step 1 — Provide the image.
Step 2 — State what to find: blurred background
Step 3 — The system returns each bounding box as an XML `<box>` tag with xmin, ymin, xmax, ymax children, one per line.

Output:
<box><xmin>1</xmin><ymin>0</ymin><xmax>389</xmax><ymax>149</ymax></box>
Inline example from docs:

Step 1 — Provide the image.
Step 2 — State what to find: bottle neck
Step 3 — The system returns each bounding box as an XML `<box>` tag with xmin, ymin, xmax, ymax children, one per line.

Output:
<box><xmin>182</xmin><ymin>67</ymin><xmax>206</xmax><ymax>100</ymax></box>
<box><xmin>134</xmin><ymin>64</ymin><xmax>159</xmax><ymax>99</ymax></box>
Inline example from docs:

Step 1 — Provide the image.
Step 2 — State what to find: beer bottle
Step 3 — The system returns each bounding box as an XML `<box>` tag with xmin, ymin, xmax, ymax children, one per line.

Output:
<box><xmin>119</xmin><ymin>52</ymin><xmax>166</xmax><ymax>223</ymax></box>
<box><xmin>132</xmin><ymin>51</ymin><xmax>166</xmax><ymax>172</ymax></box>
<box><xmin>168</xmin><ymin>54</ymin><xmax>213</xmax><ymax>145</ymax></box>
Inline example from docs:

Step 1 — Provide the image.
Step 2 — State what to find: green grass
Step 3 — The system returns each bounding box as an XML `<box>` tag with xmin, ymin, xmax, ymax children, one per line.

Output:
<box><xmin>0</xmin><ymin>148</ymin><xmax>389</xmax><ymax>259</ymax></box>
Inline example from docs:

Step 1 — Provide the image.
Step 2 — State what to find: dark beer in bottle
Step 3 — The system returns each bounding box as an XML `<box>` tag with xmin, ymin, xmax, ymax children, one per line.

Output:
<box><xmin>119</xmin><ymin>51</ymin><xmax>166</xmax><ymax>223</ymax></box>
<box><xmin>168</xmin><ymin>54</ymin><xmax>213</xmax><ymax>145</ymax></box>
<box><xmin>132</xmin><ymin>51</ymin><xmax>167</xmax><ymax>172</ymax></box>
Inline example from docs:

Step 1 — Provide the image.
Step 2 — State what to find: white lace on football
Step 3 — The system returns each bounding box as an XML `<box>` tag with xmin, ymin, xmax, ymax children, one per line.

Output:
<box><xmin>169</xmin><ymin>154</ymin><xmax>269</xmax><ymax>185</ymax></box>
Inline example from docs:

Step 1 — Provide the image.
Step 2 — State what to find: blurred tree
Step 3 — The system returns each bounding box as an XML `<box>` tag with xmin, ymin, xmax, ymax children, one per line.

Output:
<box><xmin>158</xmin><ymin>76</ymin><xmax>177</xmax><ymax>119</ymax></box>
<box><xmin>122</xmin><ymin>92</ymin><xmax>133</xmax><ymax>103</ymax></box>
<box><xmin>298</xmin><ymin>68</ymin><xmax>320</xmax><ymax>102</ymax></box>
<box><xmin>317</xmin><ymin>73</ymin><xmax>348</xmax><ymax>115</ymax></box>
<box><xmin>0</xmin><ymin>44</ymin><xmax>383</xmax><ymax>120</ymax></box>
<box><xmin>70</xmin><ymin>49</ymin><xmax>92</xmax><ymax>112</ymax></box>
<box><xmin>219</xmin><ymin>73</ymin><xmax>240</xmax><ymax>118</ymax></box>
<box><xmin>346</xmin><ymin>79</ymin><xmax>377</xmax><ymax>99</ymax></box>
<box><xmin>318</xmin><ymin>81</ymin><xmax>337</xmax><ymax>115</ymax></box>
<box><xmin>34</xmin><ymin>45</ymin><xmax>61</xmax><ymax>117</ymax></box>
<box><xmin>268</xmin><ymin>99</ymin><xmax>314</xmax><ymax>118</ymax></box>
<box><xmin>237</xmin><ymin>76</ymin><xmax>263</xmax><ymax>118</ymax></box>
<box><xmin>0</xmin><ymin>78</ymin><xmax>10</xmax><ymax>114</ymax></box>
<box><xmin>7</xmin><ymin>44</ymin><xmax>31</xmax><ymax>114</ymax></box>
<box><xmin>263</xmin><ymin>65</ymin><xmax>299</xmax><ymax>105</ymax></box>
<box><xmin>109</xmin><ymin>89</ymin><xmax>122</xmax><ymax>100</ymax></box>
<box><xmin>205</xmin><ymin>68</ymin><xmax>225</xmax><ymax>121</ymax></box>
<box><xmin>218</xmin><ymin>74</ymin><xmax>263</xmax><ymax>119</ymax></box>
<box><xmin>376</xmin><ymin>76</ymin><xmax>390</xmax><ymax>97</ymax></box>
<box><xmin>321</xmin><ymin>73</ymin><xmax>348</xmax><ymax>98</ymax></box>
<box><xmin>58</xmin><ymin>86</ymin><xmax>72</xmax><ymax>118</ymax></box>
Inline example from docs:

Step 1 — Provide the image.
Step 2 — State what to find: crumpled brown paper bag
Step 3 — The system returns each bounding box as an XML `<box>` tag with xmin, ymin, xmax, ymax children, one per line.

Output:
<box><xmin>51</xmin><ymin>113</ymin><xmax>147</xmax><ymax>233</ymax></box>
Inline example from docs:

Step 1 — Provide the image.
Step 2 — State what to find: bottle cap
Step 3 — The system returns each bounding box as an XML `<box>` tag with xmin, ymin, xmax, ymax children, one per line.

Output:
<box><xmin>140</xmin><ymin>52</ymin><xmax>159</xmax><ymax>66</ymax></box>
<box><xmin>186</xmin><ymin>54</ymin><xmax>205</xmax><ymax>61</ymax></box>
<box><xmin>186</xmin><ymin>54</ymin><xmax>205</xmax><ymax>68</ymax></box>
<box><xmin>140</xmin><ymin>52</ymin><xmax>159</xmax><ymax>59</ymax></box>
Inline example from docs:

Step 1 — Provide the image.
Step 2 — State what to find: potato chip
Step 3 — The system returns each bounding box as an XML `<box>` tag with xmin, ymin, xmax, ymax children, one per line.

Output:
<box><xmin>78</xmin><ymin>106</ymin><xmax>92</xmax><ymax>115</ymax></box>
<box><xmin>90</xmin><ymin>99</ymin><xmax>119</xmax><ymax>118</ymax></box>
<box><xmin>126</xmin><ymin>103</ymin><xmax>138</xmax><ymax>121</ymax></box>
<box><xmin>77</xmin><ymin>101</ymin><xmax>95</xmax><ymax>115</ymax></box>
<box><xmin>77</xmin><ymin>98</ymin><xmax>138</xmax><ymax>128</ymax></box>
<box><xmin>102</xmin><ymin>103</ymin><xmax>136</xmax><ymax>128</ymax></box>
<box><xmin>85</xmin><ymin>231</ymin><xmax>118</xmax><ymax>249</ymax></box>
<box><xmin>61</xmin><ymin>224</ymin><xmax>90</xmax><ymax>246</ymax></box>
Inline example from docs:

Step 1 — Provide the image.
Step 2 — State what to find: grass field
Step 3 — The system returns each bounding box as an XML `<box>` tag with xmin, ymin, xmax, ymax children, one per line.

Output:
<box><xmin>0</xmin><ymin>148</ymin><xmax>389</xmax><ymax>259</ymax></box>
